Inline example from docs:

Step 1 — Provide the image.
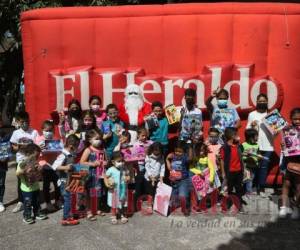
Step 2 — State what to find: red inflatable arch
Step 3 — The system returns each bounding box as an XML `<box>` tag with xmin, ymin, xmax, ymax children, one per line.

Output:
<box><xmin>21</xmin><ymin>3</ymin><xmax>300</xmax><ymax>184</ymax></box>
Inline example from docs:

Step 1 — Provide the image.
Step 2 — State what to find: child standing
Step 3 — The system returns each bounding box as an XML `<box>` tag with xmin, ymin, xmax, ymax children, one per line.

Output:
<box><xmin>51</xmin><ymin>134</ymin><xmax>80</xmax><ymax>225</ymax></box>
<box><xmin>0</xmin><ymin>113</ymin><xmax>14</xmax><ymax>212</ymax></box>
<box><xmin>104</xmin><ymin>151</ymin><xmax>130</xmax><ymax>224</ymax></box>
<box><xmin>89</xmin><ymin>95</ymin><xmax>106</xmax><ymax>130</ymax></box>
<box><xmin>148</xmin><ymin>101</ymin><xmax>169</xmax><ymax>154</ymax></box>
<box><xmin>80</xmin><ymin>129</ymin><xmax>107</xmax><ymax>220</ymax></box>
<box><xmin>102</xmin><ymin>104</ymin><xmax>124</xmax><ymax>160</ymax></box>
<box><xmin>132</xmin><ymin>127</ymin><xmax>153</xmax><ymax>211</ymax></box>
<box><xmin>10</xmin><ymin>111</ymin><xmax>39</xmax><ymax>213</ymax></box>
<box><xmin>16</xmin><ymin>144</ymin><xmax>48</xmax><ymax>224</ymax></box>
<box><xmin>220</xmin><ymin>127</ymin><xmax>245</xmax><ymax>213</ymax></box>
<box><xmin>206</xmin><ymin>127</ymin><xmax>223</xmax><ymax>170</ymax></box>
<box><xmin>279</xmin><ymin>108</ymin><xmax>300</xmax><ymax>219</ymax></box>
<box><xmin>206</xmin><ymin>88</ymin><xmax>241</xmax><ymax>134</ymax></box>
<box><xmin>241</xmin><ymin>129</ymin><xmax>260</xmax><ymax>196</ymax></box>
<box><xmin>166</xmin><ymin>141</ymin><xmax>193</xmax><ymax>216</ymax></box>
<box><xmin>35</xmin><ymin>120</ymin><xmax>61</xmax><ymax>211</ymax></box>
<box><xmin>144</xmin><ymin>142</ymin><xmax>165</xmax><ymax>201</ymax></box>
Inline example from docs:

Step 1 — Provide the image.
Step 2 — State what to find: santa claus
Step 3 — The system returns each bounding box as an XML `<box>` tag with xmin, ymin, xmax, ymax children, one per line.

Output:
<box><xmin>119</xmin><ymin>84</ymin><xmax>151</xmax><ymax>141</ymax></box>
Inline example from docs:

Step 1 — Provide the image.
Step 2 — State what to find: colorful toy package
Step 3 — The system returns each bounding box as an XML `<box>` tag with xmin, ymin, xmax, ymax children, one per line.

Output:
<box><xmin>282</xmin><ymin>126</ymin><xmax>300</xmax><ymax>157</ymax></box>
<box><xmin>179</xmin><ymin>113</ymin><xmax>202</xmax><ymax>141</ymax></box>
<box><xmin>262</xmin><ymin>109</ymin><xmax>287</xmax><ymax>135</ymax></box>
<box><xmin>153</xmin><ymin>182</ymin><xmax>172</xmax><ymax>216</ymax></box>
<box><xmin>144</xmin><ymin>113</ymin><xmax>159</xmax><ymax>130</ymax></box>
<box><xmin>44</xmin><ymin>139</ymin><xmax>63</xmax><ymax>153</ymax></box>
<box><xmin>0</xmin><ymin>141</ymin><xmax>11</xmax><ymax>161</ymax></box>
<box><xmin>165</xmin><ymin>104</ymin><xmax>180</xmax><ymax>125</ymax></box>
<box><xmin>122</xmin><ymin>144</ymin><xmax>146</xmax><ymax>162</ymax></box>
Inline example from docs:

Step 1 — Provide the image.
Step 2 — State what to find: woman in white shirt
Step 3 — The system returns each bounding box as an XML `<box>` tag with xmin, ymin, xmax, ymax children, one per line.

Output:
<box><xmin>246</xmin><ymin>93</ymin><xmax>274</xmax><ymax>197</ymax></box>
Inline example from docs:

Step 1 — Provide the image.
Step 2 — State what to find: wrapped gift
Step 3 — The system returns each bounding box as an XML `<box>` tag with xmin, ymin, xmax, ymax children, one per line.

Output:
<box><xmin>262</xmin><ymin>109</ymin><xmax>287</xmax><ymax>135</ymax></box>
<box><xmin>282</xmin><ymin>125</ymin><xmax>300</xmax><ymax>157</ymax></box>
<box><xmin>165</xmin><ymin>104</ymin><xmax>180</xmax><ymax>125</ymax></box>
<box><xmin>153</xmin><ymin>182</ymin><xmax>172</xmax><ymax>216</ymax></box>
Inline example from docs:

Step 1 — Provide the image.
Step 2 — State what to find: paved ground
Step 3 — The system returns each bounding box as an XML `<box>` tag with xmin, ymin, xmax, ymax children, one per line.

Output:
<box><xmin>1</xmin><ymin>167</ymin><xmax>299</xmax><ymax>250</ymax></box>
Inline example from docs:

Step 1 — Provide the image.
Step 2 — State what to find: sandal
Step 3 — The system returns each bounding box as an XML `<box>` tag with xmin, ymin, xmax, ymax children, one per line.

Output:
<box><xmin>87</xmin><ymin>212</ymin><xmax>97</xmax><ymax>221</ymax></box>
<box><xmin>111</xmin><ymin>216</ymin><xmax>118</xmax><ymax>225</ymax></box>
<box><xmin>121</xmin><ymin>215</ymin><xmax>128</xmax><ymax>224</ymax></box>
<box><xmin>97</xmin><ymin>210</ymin><xmax>106</xmax><ymax>216</ymax></box>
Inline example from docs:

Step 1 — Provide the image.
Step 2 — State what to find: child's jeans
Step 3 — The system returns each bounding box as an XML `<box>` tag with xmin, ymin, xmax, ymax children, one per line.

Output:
<box><xmin>22</xmin><ymin>190</ymin><xmax>41</xmax><ymax>219</ymax></box>
<box><xmin>0</xmin><ymin>170</ymin><xmax>6</xmax><ymax>203</ymax></box>
<box><xmin>171</xmin><ymin>178</ymin><xmax>190</xmax><ymax>211</ymax></box>
<box><xmin>244</xmin><ymin>180</ymin><xmax>253</xmax><ymax>194</ymax></box>
<box><xmin>60</xmin><ymin>182</ymin><xmax>71</xmax><ymax>220</ymax></box>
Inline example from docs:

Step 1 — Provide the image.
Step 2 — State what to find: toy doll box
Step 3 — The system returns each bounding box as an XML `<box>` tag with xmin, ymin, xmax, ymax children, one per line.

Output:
<box><xmin>154</xmin><ymin>182</ymin><xmax>172</xmax><ymax>216</ymax></box>
<box><xmin>282</xmin><ymin>126</ymin><xmax>300</xmax><ymax>157</ymax></box>
<box><xmin>122</xmin><ymin>145</ymin><xmax>146</xmax><ymax>162</ymax></box>
<box><xmin>0</xmin><ymin>141</ymin><xmax>12</xmax><ymax>161</ymax></box>
<box><xmin>44</xmin><ymin>139</ymin><xmax>64</xmax><ymax>153</ymax></box>
<box><xmin>262</xmin><ymin>109</ymin><xmax>287</xmax><ymax>135</ymax></box>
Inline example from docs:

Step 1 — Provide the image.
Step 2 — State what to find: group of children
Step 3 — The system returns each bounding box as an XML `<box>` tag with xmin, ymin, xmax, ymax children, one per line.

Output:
<box><xmin>1</xmin><ymin>88</ymin><xmax>300</xmax><ymax>225</ymax></box>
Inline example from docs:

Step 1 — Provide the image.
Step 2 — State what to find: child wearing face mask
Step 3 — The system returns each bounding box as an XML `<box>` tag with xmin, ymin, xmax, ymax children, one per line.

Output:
<box><xmin>220</xmin><ymin>127</ymin><xmax>246</xmax><ymax>214</ymax></box>
<box><xmin>206</xmin><ymin>127</ymin><xmax>223</xmax><ymax>171</ymax></box>
<box><xmin>58</xmin><ymin>99</ymin><xmax>82</xmax><ymax>139</ymax></box>
<box><xmin>144</xmin><ymin>142</ymin><xmax>165</xmax><ymax>202</ymax></box>
<box><xmin>35</xmin><ymin>120</ymin><xmax>61</xmax><ymax>211</ymax></box>
<box><xmin>80</xmin><ymin>129</ymin><xmax>107</xmax><ymax>220</ymax></box>
<box><xmin>52</xmin><ymin>134</ymin><xmax>80</xmax><ymax>225</ymax></box>
<box><xmin>104</xmin><ymin>151</ymin><xmax>130</xmax><ymax>224</ymax></box>
<box><xmin>89</xmin><ymin>95</ymin><xmax>106</xmax><ymax>130</ymax></box>
<box><xmin>10</xmin><ymin>111</ymin><xmax>39</xmax><ymax>213</ymax></box>
<box><xmin>205</xmin><ymin>88</ymin><xmax>241</xmax><ymax>134</ymax></box>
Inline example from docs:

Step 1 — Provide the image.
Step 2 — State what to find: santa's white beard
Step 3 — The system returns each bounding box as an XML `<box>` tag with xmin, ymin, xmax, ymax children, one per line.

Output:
<box><xmin>125</xmin><ymin>95</ymin><xmax>144</xmax><ymax>126</ymax></box>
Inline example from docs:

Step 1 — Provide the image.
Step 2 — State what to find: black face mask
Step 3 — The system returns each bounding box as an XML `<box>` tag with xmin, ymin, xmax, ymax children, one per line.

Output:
<box><xmin>256</xmin><ymin>103</ymin><xmax>268</xmax><ymax>111</ymax></box>
<box><xmin>69</xmin><ymin>109</ymin><xmax>81</xmax><ymax>118</ymax></box>
<box><xmin>185</xmin><ymin>98</ymin><xmax>195</xmax><ymax>106</ymax></box>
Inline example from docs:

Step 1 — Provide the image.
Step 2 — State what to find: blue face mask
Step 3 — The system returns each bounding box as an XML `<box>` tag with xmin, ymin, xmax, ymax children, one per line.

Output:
<box><xmin>217</xmin><ymin>99</ymin><xmax>228</xmax><ymax>108</ymax></box>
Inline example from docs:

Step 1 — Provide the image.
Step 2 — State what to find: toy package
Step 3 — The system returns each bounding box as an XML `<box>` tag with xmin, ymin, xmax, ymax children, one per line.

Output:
<box><xmin>282</xmin><ymin>126</ymin><xmax>300</xmax><ymax>157</ymax></box>
<box><xmin>262</xmin><ymin>109</ymin><xmax>287</xmax><ymax>135</ymax></box>
<box><xmin>191</xmin><ymin>168</ymin><xmax>221</xmax><ymax>199</ymax></box>
<box><xmin>165</xmin><ymin>104</ymin><xmax>180</xmax><ymax>125</ymax></box>
<box><xmin>0</xmin><ymin>141</ymin><xmax>11</xmax><ymax>161</ymax></box>
<box><xmin>20</xmin><ymin>157</ymin><xmax>42</xmax><ymax>185</ymax></box>
<box><xmin>44</xmin><ymin>139</ymin><xmax>63</xmax><ymax>153</ymax></box>
<box><xmin>144</xmin><ymin>113</ymin><xmax>159</xmax><ymax>130</ymax></box>
<box><xmin>153</xmin><ymin>182</ymin><xmax>172</xmax><ymax>216</ymax></box>
<box><xmin>179</xmin><ymin>113</ymin><xmax>202</xmax><ymax>141</ymax></box>
<box><xmin>122</xmin><ymin>144</ymin><xmax>146</xmax><ymax>162</ymax></box>
<box><xmin>66</xmin><ymin>164</ymin><xmax>89</xmax><ymax>193</ymax></box>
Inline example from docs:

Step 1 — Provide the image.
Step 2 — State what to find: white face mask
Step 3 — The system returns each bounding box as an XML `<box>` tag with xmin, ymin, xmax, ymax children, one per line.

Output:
<box><xmin>43</xmin><ymin>131</ymin><xmax>53</xmax><ymax>139</ymax></box>
<box><xmin>114</xmin><ymin>161</ymin><xmax>123</xmax><ymax>168</ymax></box>
<box><xmin>91</xmin><ymin>104</ymin><xmax>100</xmax><ymax>112</ymax></box>
<box><xmin>151</xmin><ymin>153</ymin><xmax>160</xmax><ymax>160</ymax></box>
<box><xmin>91</xmin><ymin>139</ymin><xmax>102</xmax><ymax>147</ymax></box>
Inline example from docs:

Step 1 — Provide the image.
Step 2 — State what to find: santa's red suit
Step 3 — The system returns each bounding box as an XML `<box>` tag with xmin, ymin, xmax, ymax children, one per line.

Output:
<box><xmin>118</xmin><ymin>102</ymin><xmax>152</xmax><ymax>128</ymax></box>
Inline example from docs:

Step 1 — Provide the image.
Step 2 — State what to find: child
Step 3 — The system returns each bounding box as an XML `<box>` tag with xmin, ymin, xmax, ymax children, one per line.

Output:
<box><xmin>10</xmin><ymin>111</ymin><xmax>39</xmax><ymax>213</ymax></box>
<box><xmin>190</xmin><ymin>143</ymin><xmax>215</xmax><ymax>201</ymax></box>
<box><xmin>206</xmin><ymin>127</ymin><xmax>223</xmax><ymax>170</ymax></box>
<box><xmin>246</xmin><ymin>93</ymin><xmax>274</xmax><ymax>197</ymax></box>
<box><xmin>144</xmin><ymin>142</ymin><xmax>165</xmax><ymax>202</ymax></box>
<box><xmin>166</xmin><ymin>140</ymin><xmax>193</xmax><ymax>216</ymax></box>
<box><xmin>279</xmin><ymin>108</ymin><xmax>300</xmax><ymax>219</ymax></box>
<box><xmin>206</xmin><ymin>88</ymin><xmax>241</xmax><ymax>134</ymax></box>
<box><xmin>148</xmin><ymin>101</ymin><xmax>169</xmax><ymax>154</ymax></box>
<box><xmin>220</xmin><ymin>127</ymin><xmax>245</xmax><ymax>213</ymax></box>
<box><xmin>89</xmin><ymin>95</ymin><xmax>106</xmax><ymax>129</ymax></box>
<box><xmin>132</xmin><ymin>127</ymin><xmax>153</xmax><ymax>211</ymax></box>
<box><xmin>241</xmin><ymin>128</ymin><xmax>260</xmax><ymax>196</ymax></box>
<box><xmin>0</xmin><ymin>113</ymin><xmax>14</xmax><ymax>212</ymax></box>
<box><xmin>80</xmin><ymin>129</ymin><xmax>106</xmax><ymax>220</ymax></box>
<box><xmin>51</xmin><ymin>134</ymin><xmax>80</xmax><ymax>225</ymax></box>
<box><xmin>35</xmin><ymin>120</ymin><xmax>61</xmax><ymax>211</ymax></box>
<box><xmin>79</xmin><ymin>110</ymin><xmax>98</xmax><ymax>142</ymax></box>
<box><xmin>179</xmin><ymin>88</ymin><xmax>203</xmax><ymax>143</ymax></box>
<box><xmin>114</xmin><ymin>130</ymin><xmax>131</xmax><ymax>152</ymax></box>
<box><xmin>104</xmin><ymin>151</ymin><xmax>130</xmax><ymax>224</ymax></box>
<box><xmin>102</xmin><ymin>104</ymin><xmax>124</xmax><ymax>160</ymax></box>
<box><xmin>58</xmin><ymin>99</ymin><xmax>82</xmax><ymax>138</ymax></box>
<box><xmin>16</xmin><ymin>144</ymin><xmax>48</xmax><ymax>224</ymax></box>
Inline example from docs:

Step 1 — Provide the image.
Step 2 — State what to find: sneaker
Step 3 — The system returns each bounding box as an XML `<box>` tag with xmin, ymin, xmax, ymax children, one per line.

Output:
<box><xmin>23</xmin><ymin>217</ymin><xmax>35</xmax><ymax>224</ymax></box>
<box><xmin>12</xmin><ymin>202</ymin><xmax>23</xmax><ymax>213</ymax></box>
<box><xmin>35</xmin><ymin>213</ymin><xmax>48</xmax><ymax>220</ymax></box>
<box><xmin>279</xmin><ymin>206</ymin><xmax>290</xmax><ymax>218</ymax></box>
<box><xmin>61</xmin><ymin>217</ymin><xmax>79</xmax><ymax>226</ymax></box>
<box><xmin>46</xmin><ymin>203</ymin><xmax>56</xmax><ymax>212</ymax></box>
<box><xmin>0</xmin><ymin>202</ymin><xmax>5</xmax><ymax>213</ymax></box>
<box><xmin>291</xmin><ymin>207</ymin><xmax>300</xmax><ymax>220</ymax></box>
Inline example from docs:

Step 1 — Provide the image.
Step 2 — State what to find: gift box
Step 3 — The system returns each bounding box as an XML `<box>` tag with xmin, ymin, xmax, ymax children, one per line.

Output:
<box><xmin>153</xmin><ymin>182</ymin><xmax>172</xmax><ymax>216</ymax></box>
<box><xmin>282</xmin><ymin>126</ymin><xmax>300</xmax><ymax>157</ymax></box>
<box><xmin>0</xmin><ymin>141</ymin><xmax>11</xmax><ymax>161</ymax></box>
<box><xmin>262</xmin><ymin>109</ymin><xmax>287</xmax><ymax>135</ymax></box>
<box><xmin>165</xmin><ymin>104</ymin><xmax>180</xmax><ymax>125</ymax></box>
